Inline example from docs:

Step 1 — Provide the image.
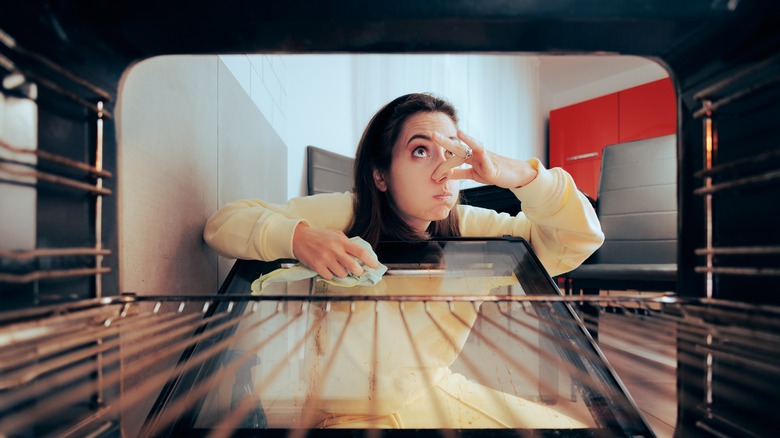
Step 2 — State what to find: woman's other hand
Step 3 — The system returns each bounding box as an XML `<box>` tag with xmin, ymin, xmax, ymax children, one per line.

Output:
<box><xmin>432</xmin><ymin>131</ymin><xmax>538</xmax><ymax>189</ymax></box>
<box><xmin>292</xmin><ymin>223</ymin><xmax>379</xmax><ymax>280</ymax></box>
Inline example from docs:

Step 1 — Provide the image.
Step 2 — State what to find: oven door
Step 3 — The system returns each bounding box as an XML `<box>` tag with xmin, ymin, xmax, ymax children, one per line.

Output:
<box><xmin>142</xmin><ymin>237</ymin><xmax>652</xmax><ymax>436</ymax></box>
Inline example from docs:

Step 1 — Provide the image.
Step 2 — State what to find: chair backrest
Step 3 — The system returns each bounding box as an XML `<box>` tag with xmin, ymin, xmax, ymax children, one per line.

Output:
<box><xmin>306</xmin><ymin>146</ymin><xmax>354</xmax><ymax>195</ymax></box>
<box><xmin>596</xmin><ymin>135</ymin><xmax>677</xmax><ymax>264</ymax></box>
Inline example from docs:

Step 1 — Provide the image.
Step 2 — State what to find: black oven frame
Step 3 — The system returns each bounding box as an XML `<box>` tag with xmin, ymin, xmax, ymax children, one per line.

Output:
<box><xmin>2</xmin><ymin>1</ymin><xmax>780</xmax><ymax>436</ymax></box>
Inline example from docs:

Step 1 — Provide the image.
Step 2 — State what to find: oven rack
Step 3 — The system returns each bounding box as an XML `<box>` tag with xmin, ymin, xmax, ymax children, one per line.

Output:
<box><xmin>0</xmin><ymin>28</ymin><xmax>113</xmax><ymax>116</ymax></box>
<box><xmin>1</xmin><ymin>26</ymin><xmax>116</xmax><ymax>308</ymax></box>
<box><xmin>2</xmin><ymin>293</ymin><xmax>779</xmax><ymax>437</ymax></box>
<box><xmin>690</xmin><ymin>50</ymin><xmax>780</xmax><ymax>299</ymax></box>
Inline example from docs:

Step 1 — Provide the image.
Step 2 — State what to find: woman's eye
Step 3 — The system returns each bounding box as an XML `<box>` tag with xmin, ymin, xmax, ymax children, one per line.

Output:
<box><xmin>412</xmin><ymin>146</ymin><xmax>429</xmax><ymax>157</ymax></box>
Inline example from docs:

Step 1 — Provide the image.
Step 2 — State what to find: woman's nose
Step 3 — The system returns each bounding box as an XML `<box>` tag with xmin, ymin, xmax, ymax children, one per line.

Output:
<box><xmin>431</xmin><ymin>156</ymin><xmax>450</xmax><ymax>183</ymax></box>
<box><xmin>434</xmin><ymin>146</ymin><xmax>451</xmax><ymax>162</ymax></box>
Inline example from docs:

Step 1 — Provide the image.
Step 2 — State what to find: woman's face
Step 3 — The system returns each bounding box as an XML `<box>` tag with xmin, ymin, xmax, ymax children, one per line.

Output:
<box><xmin>373</xmin><ymin>111</ymin><xmax>460</xmax><ymax>232</ymax></box>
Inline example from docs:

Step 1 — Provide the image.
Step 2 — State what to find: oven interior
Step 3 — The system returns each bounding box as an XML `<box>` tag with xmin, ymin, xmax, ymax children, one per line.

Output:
<box><xmin>2</xmin><ymin>0</ymin><xmax>780</xmax><ymax>437</ymax></box>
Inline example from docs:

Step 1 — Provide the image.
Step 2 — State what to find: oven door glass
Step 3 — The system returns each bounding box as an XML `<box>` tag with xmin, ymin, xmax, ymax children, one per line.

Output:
<box><xmin>143</xmin><ymin>238</ymin><xmax>652</xmax><ymax>436</ymax></box>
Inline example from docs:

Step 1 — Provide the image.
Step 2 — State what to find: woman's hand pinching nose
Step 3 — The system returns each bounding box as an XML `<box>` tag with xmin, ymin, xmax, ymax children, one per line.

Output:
<box><xmin>432</xmin><ymin>132</ymin><xmax>472</xmax><ymax>182</ymax></box>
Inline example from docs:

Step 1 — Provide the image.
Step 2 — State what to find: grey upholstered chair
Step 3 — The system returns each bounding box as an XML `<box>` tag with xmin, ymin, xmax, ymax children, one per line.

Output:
<box><xmin>566</xmin><ymin>135</ymin><xmax>678</xmax><ymax>336</ymax></box>
<box><xmin>306</xmin><ymin>146</ymin><xmax>354</xmax><ymax>196</ymax></box>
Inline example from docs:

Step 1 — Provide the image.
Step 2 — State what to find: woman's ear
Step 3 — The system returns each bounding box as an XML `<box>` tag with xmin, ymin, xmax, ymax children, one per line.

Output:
<box><xmin>373</xmin><ymin>168</ymin><xmax>388</xmax><ymax>192</ymax></box>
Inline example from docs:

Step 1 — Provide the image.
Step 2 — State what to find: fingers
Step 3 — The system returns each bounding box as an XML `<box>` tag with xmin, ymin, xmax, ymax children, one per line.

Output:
<box><xmin>346</xmin><ymin>243</ymin><xmax>379</xmax><ymax>270</ymax></box>
<box><xmin>310</xmin><ymin>255</ymin><xmax>359</xmax><ymax>280</ymax></box>
<box><xmin>292</xmin><ymin>225</ymin><xmax>380</xmax><ymax>280</ymax></box>
<box><xmin>432</xmin><ymin>154</ymin><xmax>467</xmax><ymax>182</ymax></box>
<box><xmin>432</xmin><ymin>132</ymin><xmax>472</xmax><ymax>181</ymax></box>
<box><xmin>456</xmin><ymin>130</ymin><xmax>483</xmax><ymax>153</ymax></box>
<box><xmin>434</xmin><ymin>132</ymin><xmax>472</xmax><ymax>159</ymax></box>
<box><xmin>321</xmin><ymin>261</ymin><xmax>349</xmax><ymax>280</ymax></box>
<box><xmin>451</xmin><ymin>137</ymin><xmax>473</xmax><ymax>159</ymax></box>
<box><xmin>441</xmin><ymin>130</ymin><xmax>504</xmax><ymax>186</ymax></box>
<box><xmin>320</xmin><ymin>246</ymin><xmax>377</xmax><ymax>280</ymax></box>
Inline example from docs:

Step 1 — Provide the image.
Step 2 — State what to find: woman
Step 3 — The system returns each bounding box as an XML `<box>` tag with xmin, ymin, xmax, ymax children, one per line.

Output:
<box><xmin>204</xmin><ymin>93</ymin><xmax>604</xmax><ymax>429</ymax></box>
<box><xmin>204</xmin><ymin>93</ymin><xmax>603</xmax><ymax>279</ymax></box>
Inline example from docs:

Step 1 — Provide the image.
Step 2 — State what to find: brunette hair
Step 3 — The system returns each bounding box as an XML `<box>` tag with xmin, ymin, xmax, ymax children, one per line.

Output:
<box><xmin>346</xmin><ymin>93</ymin><xmax>462</xmax><ymax>247</ymax></box>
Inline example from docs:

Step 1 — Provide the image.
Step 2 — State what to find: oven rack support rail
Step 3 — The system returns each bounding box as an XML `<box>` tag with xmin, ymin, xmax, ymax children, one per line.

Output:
<box><xmin>1</xmin><ymin>26</ymin><xmax>116</xmax><ymax>307</ymax></box>
<box><xmin>690</xmin><ymin>51</ymin><xmax>780</xmax><ymax>294</ymax></box>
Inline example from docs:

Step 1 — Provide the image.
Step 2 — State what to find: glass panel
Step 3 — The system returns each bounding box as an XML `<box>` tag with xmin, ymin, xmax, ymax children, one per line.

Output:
<box><xmin>149</xmin><ymin>239</ymin><xmax>650</xmax><ymax>435</ymax></box>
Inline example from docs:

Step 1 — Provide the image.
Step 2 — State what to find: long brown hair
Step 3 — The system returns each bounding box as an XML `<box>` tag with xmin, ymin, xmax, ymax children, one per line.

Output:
<box><xmin>346</xmin><ymin>93</ymin><xmax>462</xmax><ymax>247</ymax></box>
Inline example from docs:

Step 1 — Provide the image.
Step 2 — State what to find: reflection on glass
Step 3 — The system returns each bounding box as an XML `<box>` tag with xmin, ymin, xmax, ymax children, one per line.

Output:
<box><xmin>176</xmin><ymin>240</ymin><xmax>649</xmax><ymax>435</ymax></box>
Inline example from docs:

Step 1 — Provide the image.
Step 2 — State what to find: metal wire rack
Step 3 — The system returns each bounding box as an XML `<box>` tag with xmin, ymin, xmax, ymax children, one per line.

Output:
<box><xmin>2</xmin><ymin>289</ymin><xmax>779</xmax><ymax>438</ymax></box>
<box><xmin>690</xmin><ymin>50</ymin><xmax>780</xmax><ymax>299</ymax></box>
<box><xmin>1</xmin><ymin>26</ymin><xmax>116</xmax><ymax>309</ymax></box>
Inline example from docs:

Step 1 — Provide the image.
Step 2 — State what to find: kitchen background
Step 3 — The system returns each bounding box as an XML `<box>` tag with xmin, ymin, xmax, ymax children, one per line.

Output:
<box><xmin>118</xmin><ymin>54</ymin><xmax>668</xmax><ymax>297</ymax></box>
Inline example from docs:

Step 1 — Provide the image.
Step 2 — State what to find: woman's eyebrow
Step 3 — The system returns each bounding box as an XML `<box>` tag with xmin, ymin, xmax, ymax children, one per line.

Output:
<box><xmin>406</xmin><ymin>133</ymin><xmax>432</xmax><ymax>145</ymax></box>
<box><xmin>406</xmin><ymin>133</ymin><xmax>457</xmax><ymax>145</ymax></box>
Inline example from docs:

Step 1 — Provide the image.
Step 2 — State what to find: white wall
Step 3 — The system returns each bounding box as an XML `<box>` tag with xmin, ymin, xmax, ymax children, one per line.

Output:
<box><xmin>219</xmin><ymin>54</ymin><xmax>289</xmax><ymax>142</ymax></box>
<box><xmin>283</xmin><ymin>55</ymin><xmax>355</xmax><ymax>197</ymax></box>
<box><xmin>118</xmin><ymin>55</ymin><xmax>288</xmax><ymax>437</ymax></box>
<box><xmin>118</xmin><ymin>55</ymin><xmax>287</xmax><ymax>296</ymax></box>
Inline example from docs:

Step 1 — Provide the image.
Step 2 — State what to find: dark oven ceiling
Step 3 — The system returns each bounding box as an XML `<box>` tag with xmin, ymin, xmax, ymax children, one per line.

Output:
<box><xmin>2</xmin><ymin>0</ymin><xmax>778</xmax><ymax>90</ymax></box>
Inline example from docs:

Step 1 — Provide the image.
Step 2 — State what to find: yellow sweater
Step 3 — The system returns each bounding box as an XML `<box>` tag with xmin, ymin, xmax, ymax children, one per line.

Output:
<box><xmin>203</xmin><ymin>159</ymin><xmax>603</xmax><ymax>277</ymax></box>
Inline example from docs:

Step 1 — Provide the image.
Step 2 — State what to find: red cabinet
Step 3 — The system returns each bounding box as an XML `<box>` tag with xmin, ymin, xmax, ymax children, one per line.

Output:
<box><xmin>619</xmin><ymin>78</ymin><xmax>676</xmax><ymax>143</ymax></box>
<box><xmin>549</xmin><ymin>93</ymin><xmax>618</xmax><ymax>199</ymax></box>
<box><xmin>549</xmin><ymin>78</ymin><xmax>676</xmax><ymax>199</ymax></box>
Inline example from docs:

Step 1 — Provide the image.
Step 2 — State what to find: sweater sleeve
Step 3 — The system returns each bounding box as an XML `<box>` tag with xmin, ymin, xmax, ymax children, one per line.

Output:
<box><xmin>458</xmin><ymin>159</ymin><xmax>604</xmax><ymax>277</ymax></box>
<box><xmin>203</xmin><ymin>192</ymin><xmax>355</xmax><ymax>261</ymax></box>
